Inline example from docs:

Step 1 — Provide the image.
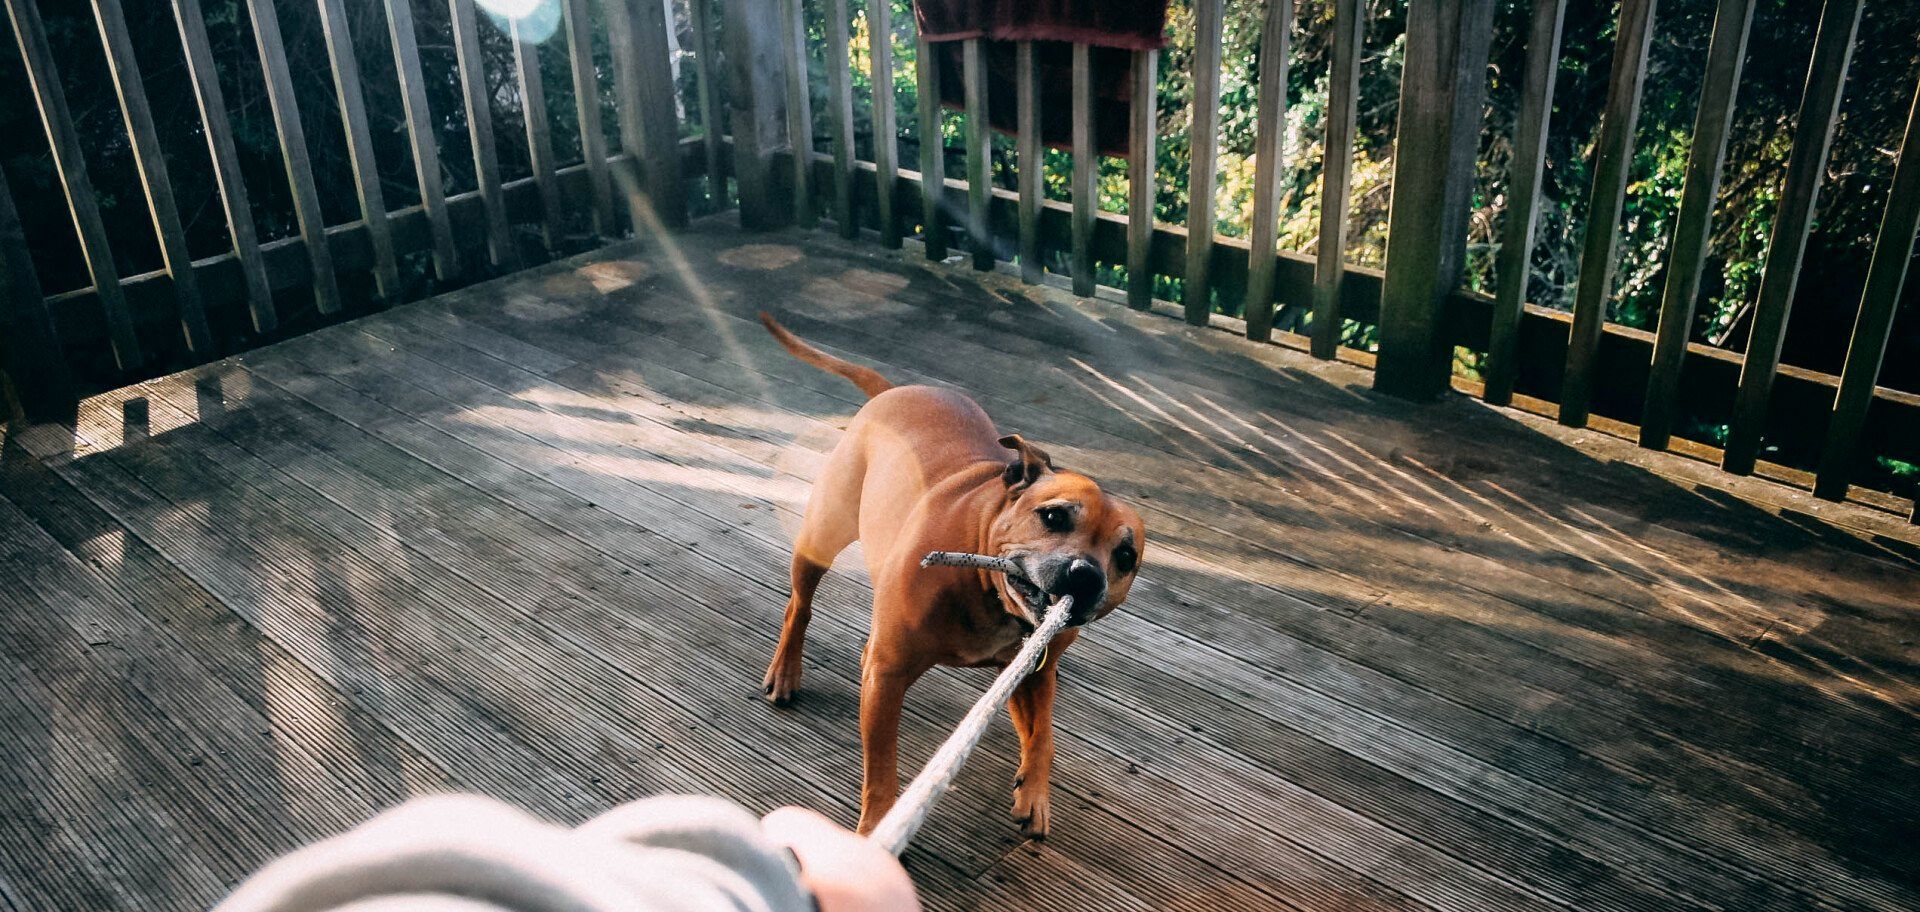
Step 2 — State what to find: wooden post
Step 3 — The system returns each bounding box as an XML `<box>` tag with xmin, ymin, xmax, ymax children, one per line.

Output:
<box><xmin>385</xmin><ymin>0</ymin><xmax>461</xmax><ymax>278</ymax></box>
<box><xmin>1639</xmin><ymin>0</ymin><xmax>1752</xmax><ymax>446</ymax></box>
<box><xmin>1070</xmin><ymin>43</ymin><xmax>1095</xmax><ymax>296</ymax></box>
<box><xmin>605</xmin><ymin>0</ymin><xmax>688</xmax><ymax>233</ymax></box>
<box><xmin>453</xmin><ymin>0</ymin><xmax>517</xmax><ymax>267</ymax></box>
<box><xmin>1182</xmin><ymin>0</ymin><xmax>1225</xmax><ymax>325</ymax></box>
<box><xmin>7</xmin><ymin>0</ymin><xmax>143</xmax><ymax>369</ymax></box>
<box><xmin>914</xmin><ymin>35</ymin><xmax>947</xmax><ymax>258</ymax></box>
<box><xmin>92</xmin><ymin>0</ymin><xmax>213</xmax><ymax>355</ymax></box>
<box><xmin>869</xmin><ymin>0</ymin><xmax>900</xmax><ymax>247</ymax></box>
<box><xmin>317</xmin><ymin>0</ymin><xmax>401</xmax><ymax>299</ymax></box>
<box><xmin>1814</xmin><ymin>75</ymin><xmax>1920</xmax><ymax>500</ymax></box>
<box><xmin>0</xmin><ymin>160</ymin><xmax>73</xmax><ymax>417</ymax></box>
<box><xmin>1560</xmin><ymin>0</ymin><xmax>1656</xmax><ymax>427</ymax></box>
<box><xmin>1243</xmin><ymin>0</ymin><xmax>1292</xmax><ymax>342</ymax></box>
<box><xmin>1126</xmin><ymin>49</ymin><xmax>1158</xmax><ymax>311</ymax></box>
<box><xmin>963</xmin><ymin>38</ymin><xmax>991</xmax><ymax>270</ymax></box>
<box><xmin>1722</xmin><ymin>0</ymin><xmax>1860</xmax><ymax>475</ymax></box>
<box><xmin>725</xmin><ymin>0</ymin><xmax>791</xmax><ymax>229</ymax></box>
<box><xmin>1016</xmin><ymin>41</ymin><xmax>1042</xmax><ymax>283</ymax></box>
<box><xmin>689</xmin><ymin>0</ymin><xmax>727</xmax><ymax>205</ymax></box>
<box><xmin>511</xmin><ymin>16</ymin><xmax>565</xmax><ymax>253</ymax></box>
<box><xmin>1309</xmin><ymin>0</ymin><xmax>1361</xmax><ymax>356</ymax></box>
<box><xmin>1483</xmin><ymin>0</ymin><xmax>1568</xmax><ymax>404</ymax></box>
<box><xmin>1373</xmin><ymin>0</ymin><xmax>1496</xmax><ymax>399</ymax></box>
<box><xmin>825</xmin><ymin>0</ymin><xmax>856</xmax><ymax>237</ymax></box>
<box><xmin>171</xmin><ymin>0</ymin><xmax>276</xmax><ymax>332</ymax></box>
<box><xmin>781</xmin><ymin>0</ymin><xmax>815</xmax><ymax>228</ymax></box>
<box><xmin>561</xmin><ymin>0</ymin><xmax>616</xmax><ymax>238</ymax></box>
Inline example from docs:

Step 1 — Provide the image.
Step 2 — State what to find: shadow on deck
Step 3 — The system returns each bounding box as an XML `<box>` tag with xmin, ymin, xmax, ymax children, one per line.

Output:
<box><xmin>2</xmin><ymin>218</ymin><xmax>1916</xmax><ymax>912</ymax></box>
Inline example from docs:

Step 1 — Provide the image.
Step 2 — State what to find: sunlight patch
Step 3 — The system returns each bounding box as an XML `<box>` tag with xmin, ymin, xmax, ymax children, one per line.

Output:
<box><xmin>716</xmin><ymin>243</ymin><xmax>804</xmax><ymax>271</ymax></box>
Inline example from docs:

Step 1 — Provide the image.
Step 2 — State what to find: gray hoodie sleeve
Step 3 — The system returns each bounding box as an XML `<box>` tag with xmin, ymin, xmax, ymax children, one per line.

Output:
<box><xmin>214</xmin><ymin>795</ymin><xmax>815</xmax><ymax>912</ymax></box>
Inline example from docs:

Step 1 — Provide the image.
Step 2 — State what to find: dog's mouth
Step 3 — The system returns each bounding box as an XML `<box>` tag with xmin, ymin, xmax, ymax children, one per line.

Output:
<box><xmin>1003</xmin><ymin>575</ymin><xmax>1046</xmax><ymax>628</ymax></box>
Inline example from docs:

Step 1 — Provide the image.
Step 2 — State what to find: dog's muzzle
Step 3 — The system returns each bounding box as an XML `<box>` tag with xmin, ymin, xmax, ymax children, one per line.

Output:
<box><xmin>1055</xmin><ymin>557</ymin><xmax>1106</xmax><ymax>625</ymax></box>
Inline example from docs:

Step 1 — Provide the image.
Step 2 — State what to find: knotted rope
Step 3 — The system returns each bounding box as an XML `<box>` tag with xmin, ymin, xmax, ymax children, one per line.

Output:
<box><xmin>866</xmin><ymin>551</ymin><xmax>1074</xmax><ymax>857</ymax></box>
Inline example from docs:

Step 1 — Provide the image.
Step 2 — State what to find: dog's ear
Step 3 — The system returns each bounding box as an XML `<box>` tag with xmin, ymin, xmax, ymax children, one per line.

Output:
<box><xmin>998</xmin><ymin>434</ymin><xmax>1053</xmax><ymax>492</ymax></box>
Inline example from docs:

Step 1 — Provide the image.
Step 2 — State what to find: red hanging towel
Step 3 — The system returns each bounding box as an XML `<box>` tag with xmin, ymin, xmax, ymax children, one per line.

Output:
<box><xmin>911</xmin><ymin>0</ymin><xmax>1170</xmax><ymax>158</ymax></box>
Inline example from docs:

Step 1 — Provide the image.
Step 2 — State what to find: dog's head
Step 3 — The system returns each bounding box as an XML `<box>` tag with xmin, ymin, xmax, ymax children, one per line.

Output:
<box><xmin>985</xmin><ymin>435</ymin><xmax>1145</xmax><ymax>628</ymax></box>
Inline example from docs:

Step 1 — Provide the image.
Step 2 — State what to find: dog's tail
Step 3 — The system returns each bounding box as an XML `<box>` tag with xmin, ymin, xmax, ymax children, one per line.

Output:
<box><xmin>758</xmin><ymin>312</ymin><xmax>893</xmax><ymax>399</ymax></box>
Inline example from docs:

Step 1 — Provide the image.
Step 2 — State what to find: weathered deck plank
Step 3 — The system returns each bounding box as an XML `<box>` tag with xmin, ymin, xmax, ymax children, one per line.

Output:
<box><xmin>3</xmin><ymin>218</ymin><xmax>1916</xmax><ymax>912</ymax></box>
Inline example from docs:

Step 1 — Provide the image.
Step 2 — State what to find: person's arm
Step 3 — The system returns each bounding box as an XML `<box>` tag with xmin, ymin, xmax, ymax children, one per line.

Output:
<box><xmin>216</xmin><ymin>794</ymin><xmax>916</xmax><ymax>912</ymax></box>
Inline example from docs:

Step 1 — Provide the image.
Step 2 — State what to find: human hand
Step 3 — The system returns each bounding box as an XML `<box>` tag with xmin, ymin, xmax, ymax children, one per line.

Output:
<box><xmin>761</xmin><ymin>807</ymin><xmax>921</xmax><ymax>912</ymax></box>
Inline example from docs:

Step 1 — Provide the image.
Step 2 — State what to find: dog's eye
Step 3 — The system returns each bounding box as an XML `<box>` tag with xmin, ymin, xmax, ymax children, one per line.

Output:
<box><xmin>1037</xmin><ymin>506</ymin><xmax>1072</xmax><ymax>532</ymax></box>
<box><xmin>1113</xmin><ymin>545</ymin><xmax>1137</xmax><ymax>574</ymax></box>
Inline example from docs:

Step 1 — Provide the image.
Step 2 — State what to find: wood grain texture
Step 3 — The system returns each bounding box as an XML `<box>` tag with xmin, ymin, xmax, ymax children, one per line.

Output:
<box><xmin>454</xmin><ymin>0</ymin><xmax>519</xmax><ymax>268</ymax></box>
<box><xmin>316</xmin><ymin>0</ymin><xmax>400</xmax><ymax>299</ymax></box>
<box><xmin>384</xmin><ymin>0</ymin><xmax>460</xmax><ymax>278</ymax></box>
<box><xmin>1016</xmin><ymin>41</ymin><xmax>1042</xmax><ymax>283</ymax></box>
<box><xmin>1483</xmin><ymin>0</ymin><xmax>1568</xmax><ymax>404</ymax></box>
<box><xmin>963</xmin><ymin>38</ymin><xmax>991</xmax><ymax>270</ymax></box>
<box><xmin>1638</xmin><ymin>0</ymin><xmax>1752</xmax><ymax>445</ymax></box>
<box><xmin>1560</xmin><ymin>0</ymin><xmax>1657</xmax><ymax>427</ymax></box>
<box><xmin>170</xmin><ymin>0</ymin><xmax>276</xmax><ymax>332</ymax></box>
<box><xmin>1815</xmin><ymin>76</ymin><xmax>1920</xmax><ymax>499</ymax></box>
<box><xmin>1309</xmin><ymin>0</ymin><xmax>1361</xmax><ymax>357</ymax></box>
<box><xmin>5</xmin><ymin>220</ymin><xmax>1916</xmax><ymax>912</ymax></box>
<box><xmin>868</xmin><ymin>0</ymin><xmax>899</xmax><ymax>247</ymax></box>
<box><xmin>1243</xmin><ymin>0</ymin><xmax>1293</xmax><ymax>342</ymax></box>
<box><xmin>1070</xmin><ymin>43</ymin><xmax>1095</xmax><ymax>297</ymax></box>
<box><xmin>6</xmin><ymin>0</ymin><xmax>143</xmax><ymax>368</ymax></box>
<box><xmin>1182</xmin><ymin>0</ymin><xmax>1226</xmax><ymax>325</ymax></box>
<box><xmin>689</xmin><ymin>0</ymin><xmax>726</xmax><ymax>206</ymax></box>
<box><xmin>511</xmin><ymin>16</ymin><xmax>566</xmax><ymax>253</ymax></box>
<box><xmin>825</xmin><ymin>0</ymin><xmax>856</xmax><ymax>237</ymax></box>
<box><xmin>561</xmin><ymin>0</ymin><xmax>616</xmax><ymax>237</ymax></box>
<box><xmin>1126</xmin><ymin>49</ymin><xmax>1158</xmax><ymax>311</ymax></box>
<box><xmin>782</xmin><ymin>0</ymin><xmax>815</xmax><ymax>228</ymax></box>
<box><xmin>90</xmin><ymin>0</ymin><xmax>212</xmax><ymax>354</ymax></box>
<box><xmin>1722</xmin><ymin>0</ymin><xmax>1862</xmax><ymax>475</ymax></box>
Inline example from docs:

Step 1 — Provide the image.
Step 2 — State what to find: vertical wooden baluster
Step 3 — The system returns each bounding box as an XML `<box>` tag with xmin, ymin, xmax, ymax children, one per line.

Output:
<box><xmin>1374</xmin><ymin>0</ymin><xmax>1496</xmax><ymax>398</ymax></box>
<box><xmin>92</xmin><ymin>0</ymin><xmax>212</xmax><ymax>354</ymax></box>
<box><xmin>1723</xmin><ymin>0</ymin><xmax>1861</xmax><ymax>475</ymax></box>
<box><xmin>689</xmin><ymin>0</ymin><xmax>727</xmax><ymax>203</ymax></box>
<box><xmin>512</xmin><ymin>16</ymin><xmax>565</xmax><ymax>253</ymax></box>
<box><xmin>962</xmin><ymin>37</ymin><xmax>991</xmax><ymax>269</ymax></box>
<box><xmin>384</xmin><ymin>0</ymin><xmax>459</xmax><ymax>279</ymax></box>
<box><xmin>172</xmin><ymin>0</ymin><xmax>276</xmax><ymax>332</ymax></box>
<box><xmin>1183</xmin><ymin>0</ymin><xmax>1225</xmax><ymax>324</ymax></box>
<box><xmin>0</xmin><ymin>160</ymin><xmax>74</xmax><ymax>415</ymax></box>
<box><xmin>1069</xmin><ymin>43</ymin><xmax>1095</xmax><ymax>295</ymax></box>
<box><xmin>1310</xmin><ymin>0</ymin><xmax>1361</xmax><ymax>355</ymax></box>
<box><xmin>1559</xmin><ymin>0</ymin><xmax>1656</xmax><ymax>427</ymax></box>
<box><xmin>453</xmin><ymin>0</ymin><xmax>518</xmax><ymax>267</ymax></box>
<box><xmin>6</xmin><ymin>0</ymin><xmax>143</xmax><ymax>368</ymax></box>
<box><xmin>869</xmin><ymin>0</ymin><xmax>899</xmax><ymax>246</ymax></box>
<box><xmin>915</xmin><ymin>34</ymin><xmax>946</xmax><ymax>258</ymax></box>
<box><xmin>562</xmin><ymin>0</ymin><xmax>615</xmax><ymax>237</ymax></box>
<box><xmin>825</xmin><ymin>0</ymin><xmax>855</xmax><ymax>236</ymax></box>
<box><xmin>605</xmin><ymin>0</ymin><xmax>686</xmax><ymax>230</ymax></box>
<box><xmin>1483</xmin><ymin>0</ymin><xmax>1568</xmax><ymax>404</ymax></box>
<box><xmin>1638</xmin><ymin>0</ymin><xmax>1750</xmax><ymax>443</ymax></box>
<box><xmin>1815</xmin><ymin>78</ymin><xmax>1920</xmax><ymax>501</ymax></box>
<box><xmin>1126</xmin><ymin>48</ymin><xmax>1158</xmax><ymax>311</ymax></box>
<box><xmin>781</xmin><ymin>0</ymin><xmax>814</xmax><ymax>227</ymax></box>
<box><xmin>1243</xmin><ymin>0</ymin><xmax>1293</xmax><ymax>341</ymax></box>
<box><xmin>316</xmin><ymin>0</ymin><xmax>400</xmax><ymax>301</ymax></box>
<box><xmin>1016</xmin><ymin>41</ymin><xmax>1041</xmax><ymax>283</ymax></box>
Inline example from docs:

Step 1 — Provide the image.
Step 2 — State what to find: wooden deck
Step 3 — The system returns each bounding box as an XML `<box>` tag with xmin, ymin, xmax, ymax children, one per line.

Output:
<box><xmin>3</xmin><ymin>219</ymin><xmax>1917</xmax><ymax>912</ymax></box>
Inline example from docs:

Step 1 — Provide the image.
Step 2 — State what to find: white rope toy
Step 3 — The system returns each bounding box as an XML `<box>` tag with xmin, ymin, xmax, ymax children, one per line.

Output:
<box><xmin>867</xmin><ymin>551</ymin><xmax>1075</xmax><ymax>857</ymax></box>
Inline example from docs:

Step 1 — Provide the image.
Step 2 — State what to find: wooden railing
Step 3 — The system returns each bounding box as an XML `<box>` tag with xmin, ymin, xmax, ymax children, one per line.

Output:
<box><xmin>3</xmin><ymin>0</ymin><xmax>1917</xmax><ymax>519</ymax></box>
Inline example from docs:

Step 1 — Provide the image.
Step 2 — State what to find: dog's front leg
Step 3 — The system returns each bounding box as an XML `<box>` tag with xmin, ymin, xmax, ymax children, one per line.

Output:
<box><xmin>1008</xmin><ymin>659</ymin><xmax>1059</xmax><ymax>838</ymax></box>
<box><xmin>855</xmin><ymin>659</ymin><xmax>924</xmax><ymax>834</ymax></box>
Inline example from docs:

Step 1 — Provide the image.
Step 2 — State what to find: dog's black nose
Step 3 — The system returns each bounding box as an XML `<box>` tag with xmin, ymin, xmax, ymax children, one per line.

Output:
<box><xmin>1060</xmin><ymin>557</ymin><xmax>1106</xmax><ymax>618</ymax></box>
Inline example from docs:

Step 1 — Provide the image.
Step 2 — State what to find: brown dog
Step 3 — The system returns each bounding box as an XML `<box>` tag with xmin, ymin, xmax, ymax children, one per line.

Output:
<box><xmin>757</xmin><ymin>313</ymin><xmax>1146</xmax><ymax>839</ymax></box>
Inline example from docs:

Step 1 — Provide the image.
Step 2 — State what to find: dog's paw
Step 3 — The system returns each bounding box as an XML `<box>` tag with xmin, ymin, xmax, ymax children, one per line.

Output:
<box><xmin>1012</xmin><ymin>777</ymin><xmax>1051</xmax><ymax>839</ymax></box>
<box><xmin>762</xmin><ymin>657</ymin><xmax>802</xmax><ymax>707</ymax></box>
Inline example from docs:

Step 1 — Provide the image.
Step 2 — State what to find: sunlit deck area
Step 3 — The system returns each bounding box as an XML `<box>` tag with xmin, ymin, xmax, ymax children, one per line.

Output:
<box><xmin>2</xmin><ymin>220</ymin><xmax>1916</xmax><ymax>910</ymax></box>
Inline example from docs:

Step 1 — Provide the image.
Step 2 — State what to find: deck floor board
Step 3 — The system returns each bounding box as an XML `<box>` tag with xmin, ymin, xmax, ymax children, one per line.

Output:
<box><xmin>4</xmin><ymin>220</ymin><xmax>1916</xmax><ymax>911</ymax></box>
